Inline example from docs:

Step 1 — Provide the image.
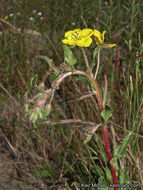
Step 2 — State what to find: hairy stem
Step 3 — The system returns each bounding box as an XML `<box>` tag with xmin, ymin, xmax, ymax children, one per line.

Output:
<box><xmin>103</xmin><ymin>125</ymin><xmax>118</xmax><ymax>189</ymax></box>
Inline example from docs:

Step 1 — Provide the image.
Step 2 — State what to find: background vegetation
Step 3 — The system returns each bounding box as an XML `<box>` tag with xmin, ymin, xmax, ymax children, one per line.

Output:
<box><xmin>0</xmin><ymin>0</ymin><xmax>143</xmax><ymax>189</ymax></box>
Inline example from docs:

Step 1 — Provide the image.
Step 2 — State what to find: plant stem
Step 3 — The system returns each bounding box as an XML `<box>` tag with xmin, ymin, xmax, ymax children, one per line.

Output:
<box><xmin>94</xmin><ymin>46</ymin><xmax>101</xmax><ymax>79</ymax></box>
<box><xmin>103</xmin><ymin>125</ymin><xmax>118</xmax><ymax>189</ymax></box>
<box><xmin>86</xmin><ymin>74</ymin><xmax>103</xmax><ymax>112</ymax></box>
<box><xmin>90</xmin><ymin>75</ymin><xmax>118</xmax><ymax>189</ymax></box>
<box><xmin>81</xmin><ymin>47</ymin><xmax>90</xmax><ymax>71</ymax></box>
<box><xmin>103</xmin><ymin>74</ymin><xmax>107</xmax><ymax>107</ymax></box>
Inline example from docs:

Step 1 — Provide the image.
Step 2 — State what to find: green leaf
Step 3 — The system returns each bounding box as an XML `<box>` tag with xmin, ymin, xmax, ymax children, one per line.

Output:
<box><xmin>105</xmin><ymin>166</ymin><xmax>112</xmax><ymax>183</ymax></box>
<box><xmin>33</xmin><ymin>170</ymin><xmax>51</xmax><ymax>178</ymax></box>
<box><xmin>49</xmin><ymin>70</ymin><xmax>61</xmax><ymax>83</ymax></box>
<box><xmin>91</xmin><ymin>59</ymin><xmax>95</xmax><ymax>68</ymax></box>
<box><xmin>83</xmin><ymin>134</ymin><xmax>93</xmax><ymax>144</ymax></box>
<box><xmin>130</xmin><ymin>75</ymin><xmax>134</xmax><ymax>96</ymax></box>
<box><xmin>98</xmin><ymin>175</ymin><xmax>108</xmax><ymax>190</ymax></box>
<box><xmin>116</xmin><ymin>132</ymin><xmax>133</xmax><ymax>157</ymax></box>
<box><xmin>98</xmin><ymin>175</ymin><xmax>106</xmax><ymax>184</ymax></box>
<box><xmin>110</xmin><ymin>156</ymin><xmax>119</xmax><ymax>173</ymax></box>
<box><xmin>120</xmin><ymin>168</ymin><xmax>130</xmax><ymax>184</ymax></box>
<box><xmin>38</xmin><ymin>55</ymin><xmax>57</xmax><ymax>71</ymax></box>
<box><xmin>63</xmin><ymin>44</ymin><xmax>76</xmax><ymax>66</ymax></box>
<box><xmin>71</xmin><ymin>181</ymin><xmax>78</xmax><ymax>188</ymax></box>
<box><xmin>24</xmin><ymin>104</ymin><xmax>29</xmax><ymax>112</ymax></box>
<box><xmin>38</xmin><ymin>55</ymin><xmax>53</xmax><ymax>65</ymax></box>
<box><xmin>39</xmin><ymin>110</ymin><xmax>44</xmax><ymax>119</ymax></box>
<box><xmin>30</xmin><ymin>74</ymin><xmax>38</xmax><ymax>87</ymax></box>
<box><xmin>93</xmin><ymin>46</ymin><xmax>100</xmax><ymax>59</ymax></box>
<box><xmin>101</xmin><ymin>105</ymin><xmax>112</xmax><ymax>123</ymax></box>
<box><xmin>91</xmin><ymin>46</ymin><xmax>100</xmax><ymax>68</ymax></box>
<box><xmin>29</xmin><ymin>111</ymin><xmax>38</xmax><ymax>122</ymax></box>
<box><xmin>65</xmin><ymin>182</ymin><xmax>70</xmax><ymax>189</ymax></box>
<box><xmin>88</xmin><ymin>146</ymin><xmax>98</xmax><ymax>156</ymax></box>
<box><xmin>110</xmin><ymin>156</ymin><xmax>118</xmax><ymax>166</ymax></box>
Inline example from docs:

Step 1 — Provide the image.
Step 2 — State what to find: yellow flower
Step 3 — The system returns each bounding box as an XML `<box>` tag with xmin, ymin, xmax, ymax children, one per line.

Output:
<box><xmin>93</xmin><ymin>29</ymin><xmax>116</xmax><ymax>47</ymax></box>
<box><xmin>62</xmin><ymin>29</ymin><xmax>93</xmax><ymax>47</ymax></box>
<box><xmin>4</xmin><ymin>15</ymin><xmax>8</xmax><ymax>20</ymax></box>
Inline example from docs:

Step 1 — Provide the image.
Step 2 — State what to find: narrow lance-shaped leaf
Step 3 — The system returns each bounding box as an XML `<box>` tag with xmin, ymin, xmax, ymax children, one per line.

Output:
<box><xmin>33</xmin><ymin>170</ymin><xmax>51</xmax><ymax>178</ymax></box>
<box><xmin>116</xmin><ymin>132</ymin><xmax>133</xmax><ymax>157</ymax></box>
<box><xmin>91</xmin><ymin>46</ymin><xmax>100</xmax><ymax>68</ymax></box>
<box><xmin>83</xmin><ymin>134</ymin><xmax>93</xmax><ymax>144</ymax></box>
<box><xmin>98</xmin><ymin>175</ymin><xmax>109</xmax><ymax>190</ymax></box>
<box><xmin>49</xmin><ymin>70</ymin><xmax>61</xmax><ymax>83</ymax></box>
<box><xmin>30</xmin><ymin>74</ymin><xmax>38</xmax><ymax>87</ymax></box>
<box><xmin>93</xmin><ymin>46</ymin><xmax>101</xmax><ymax>59</ymax></box>
<box><xmin>105</xmin><ymin>166</ymin><xmax>112</xmax><ymax>183</ymax></box>
<box><xmin>120</xmin><ymin>168</ymin><xmax>130</xmax><ymax>184</ymax></box>
<box><xmin>38</xmin><ymin>55</ymin><xmax>57</xmax><ymax>72</ymax></box>
<box><xmin>38</xmin><ymin>55</ymin><xmax>53</xmax><ymax>65</ymax></box>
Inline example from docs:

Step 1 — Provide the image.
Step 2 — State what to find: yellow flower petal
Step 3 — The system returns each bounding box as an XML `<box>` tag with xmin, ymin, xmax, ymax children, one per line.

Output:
<box><xmin>101</xmin><ymin>31</ymin><xmax>106</xmax><ymax>42</ymax></box>
<box><xmin>76</xmin><ymin>37</ymin><xmax>92</xmax><ymax>47</ymax></box>
<box><xmin>80</xmin><ymin>29</ymin><xmax>93</xmax><ymax>38</ymax></box>
<box><xmin>64</xmin><ymin>31</ymin><xmax>74</xmax><ymax>38</ymax></box>
<box><xmin>62</xmin><ymin>39</ymin><xmax>76</xmax><ymax>46</ymax></box>
<box><xmin>65</xmin><ymin>29</ymin><xmax>80</xmax><ymax>38</ymax></box>
<box><xmin>73</xmin><ymin>29</ymin><xmax>81</xmax><ymax>33</ymax></box>
<box><xmin>93</xmin><ymin>29</ymin><xmax>115</xmax><ymax>48</ymax></box>
<box><xmin>93</xmin><ymin>29</ymin><xmax>103</xmax><ymax>45</ymax></box>
<box><xmin>103</xmin><ymin>43</ymin><xmax>116</xmax><ymax>47</ymax></box>
<box><xmin>94</xmin><ymin>30</ymin><xmax>106</xmax><ymax>44</ymax></box>
<box><xmin>94</xmin><ymin>37</ymin><xmax>101</xmax><ymax>45</ymax></box>
<box><xmin>4</xmin><ymin>15</ymin><xmax>8</xmax><ymax>20</ymax></box>
<box><xmin>93</xmin><ymin>29</ymin><xmax>102</xmax><ymax>38</ymax></box>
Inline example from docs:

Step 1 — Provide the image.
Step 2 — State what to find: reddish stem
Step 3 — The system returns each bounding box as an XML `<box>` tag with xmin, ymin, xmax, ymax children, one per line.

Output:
<box><xmin>103</xmin><ymin>125</ymin><xmax>118</xmax><ymax>189</ymax></box>
<box><xmin>92</xmin><ymin>76</ymin><xmax>118</xmax><ymax>189</ymax></box>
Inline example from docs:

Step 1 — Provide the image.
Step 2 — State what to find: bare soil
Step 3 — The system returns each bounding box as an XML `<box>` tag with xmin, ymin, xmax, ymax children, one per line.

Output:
<box><xmin>0</xmin><ymin>151</ymin><xmax>47</xmax><ymax>190</ymax></box>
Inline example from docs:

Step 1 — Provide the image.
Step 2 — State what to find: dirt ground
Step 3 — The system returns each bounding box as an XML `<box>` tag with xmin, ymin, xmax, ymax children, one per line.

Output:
<box><xmin>0</xmin><ymin>151</ymin><xmax>48</xmax><ymax>190</ymax></box>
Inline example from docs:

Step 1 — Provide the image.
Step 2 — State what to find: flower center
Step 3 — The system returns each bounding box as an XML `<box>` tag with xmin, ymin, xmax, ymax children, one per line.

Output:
<box><xmin>72</xmin><ymin>31</ymin><xmax>80</xmax><ymax>40</ymax></box>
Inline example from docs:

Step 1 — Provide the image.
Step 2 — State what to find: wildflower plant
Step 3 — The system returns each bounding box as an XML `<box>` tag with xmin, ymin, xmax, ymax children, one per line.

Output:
<box><xmin>24</xmin><ymin>28</ymin><xmax>133</xmax><ymax>189</ymax></box>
